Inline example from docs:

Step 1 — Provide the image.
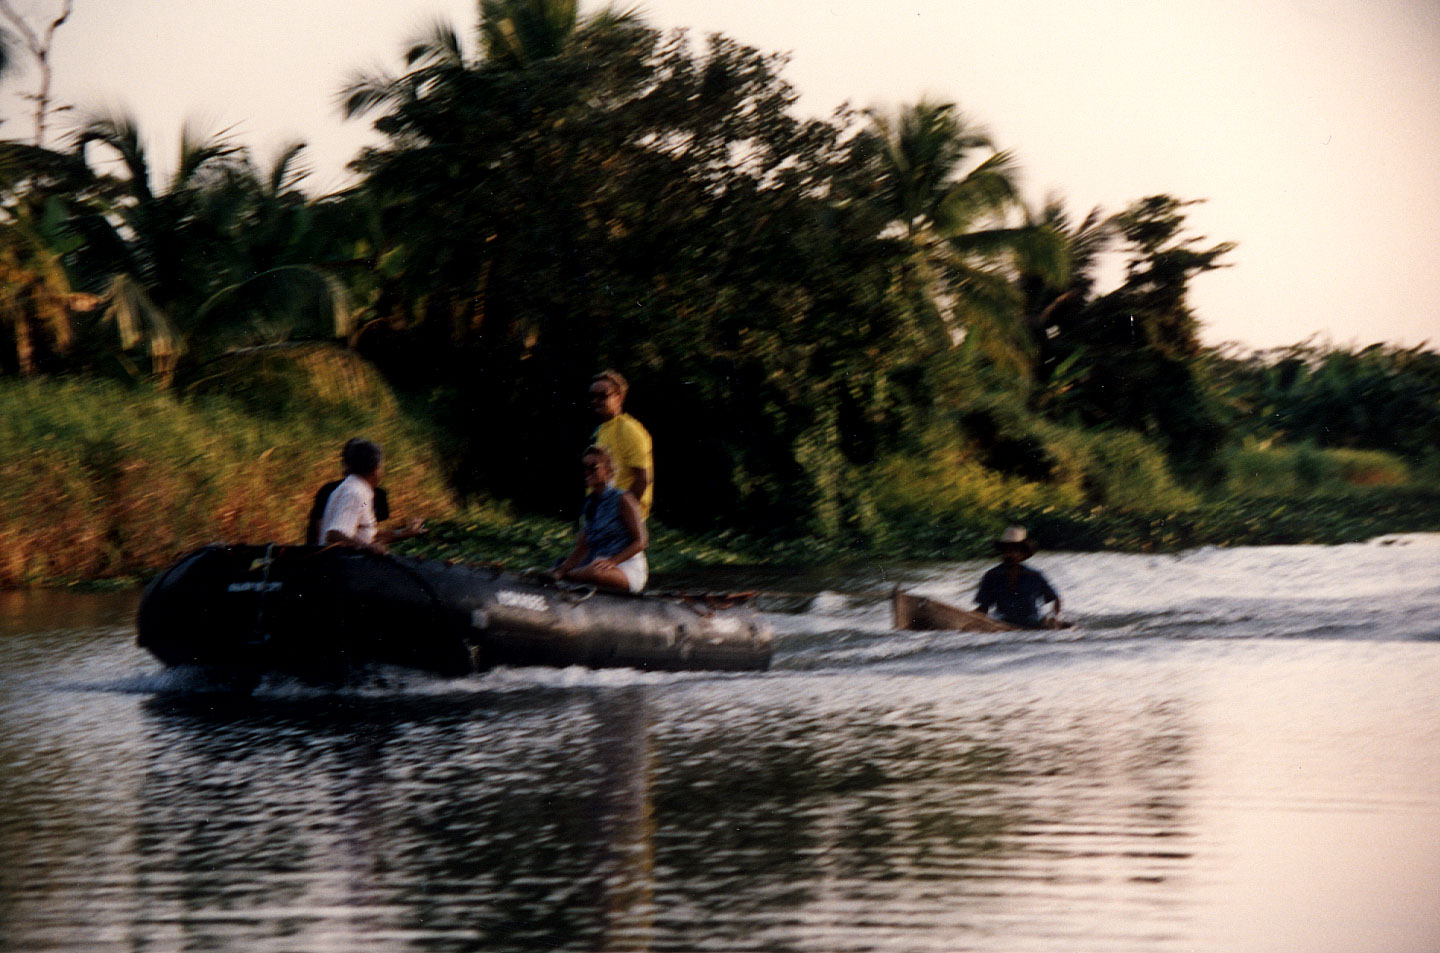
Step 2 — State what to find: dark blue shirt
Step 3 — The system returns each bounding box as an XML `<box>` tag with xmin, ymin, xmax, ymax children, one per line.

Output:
<box><xmin>975</xmin><ymin>564</ymin><xmax>1058</xmax><ymax>627</ymax></box>
<box><xmin>581</xmin><ymin>486</ymin><xmax>634</xmax><ymax>560</ymax></box>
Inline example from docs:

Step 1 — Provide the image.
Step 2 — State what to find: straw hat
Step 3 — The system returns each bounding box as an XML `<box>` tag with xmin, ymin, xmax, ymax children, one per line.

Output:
<box><xmin>994</xmin><ymin>525</ymin><xmax>1037</xmax><ymax>557</ymax></box>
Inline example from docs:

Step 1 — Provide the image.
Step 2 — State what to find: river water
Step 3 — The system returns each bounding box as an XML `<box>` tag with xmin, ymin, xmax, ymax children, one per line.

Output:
<box><xmin>1</xmin><ymin>537</ymin><xmax>1438</xmax><ymax>953</ymax></box>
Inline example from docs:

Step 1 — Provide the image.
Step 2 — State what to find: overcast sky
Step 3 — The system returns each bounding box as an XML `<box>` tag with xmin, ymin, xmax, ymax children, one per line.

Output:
<box><xmin>3</xmin><ymin>0</ymin><xmax>1437</xmax><ymax>350</ymax></box>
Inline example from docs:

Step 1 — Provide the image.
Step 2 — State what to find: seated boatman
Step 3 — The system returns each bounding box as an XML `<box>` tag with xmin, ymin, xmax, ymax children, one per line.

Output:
<box><xmin>315</xmin><ymin>438</ymin><xmax>425</xmax><ymax>556</ymax></box>
<box><xmin>306</xmin><ymin>438</ymin><xmax>391</xmax><ymax>544</ymax></box>
<box><xmin>974</xmin><ymin>526</ymin><xmax>1063</xmax><ymax>628</ymax></box>
<box><xmin>548</xmin><ymin>445</ymin><xmax>649</xmax><ymax>593</ymax></box>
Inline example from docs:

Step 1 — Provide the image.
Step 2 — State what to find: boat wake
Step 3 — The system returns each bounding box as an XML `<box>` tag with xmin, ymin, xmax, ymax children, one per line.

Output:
<box><xmin>763</xmin><ymin>535</ymin><xmax>1440</xmax><ymax>671</ymax></box>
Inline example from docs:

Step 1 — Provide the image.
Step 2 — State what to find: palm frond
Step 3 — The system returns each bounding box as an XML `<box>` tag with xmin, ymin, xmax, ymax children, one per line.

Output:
<box><xmin>101</xmin><ymin>271</ymin><xmax>181</xmax><ymax>360</ymax></box>
<box><xmin>935</xmin><ymin>149</ymin><xmax>1020</xmax><ymax>232</ymax></box>
<box><xmin>405</xmin><ymin>17</ymin><xmax>466</xmax><ymax>68</ymax></box>
<box><xmin>949</xmin><ymin>224</ymin><xmax>1069</xmax><ymax>286</ymax></box>
<box><xmin>579</xmin><ymin>3</ymin><xmax>644</xmax><ymax>38</ymax></box>
<box><xmin>0</xmin><ymin>27</ymin><xmax>14</xmax><ymax>80</ymax></box>
<box><xmin>338</xmin><ymin>67</ymin><xmax>404</xmax><ymax>119</ymax></box>
<box><xmin>192</xmin><ymin>265</ymin><xmax>355</xmax><ymax>341</ymax></box>
<box><xmin>174</xmin><ymin>120</ymin><xmax>243</xmax><ymax>190</ymax></box>
<box><xmin>71</xmin><ymin>110</ymin><xmax>152</xmax><ymax>202</ymax></box>
<box><xmin>949</xmin><ymin>263</ymin><xmax>1034</xmax><ymax>377</ymax></box>
<box><xmin>265</xmin><ymin>139</ymin><xmax>309</xmax><ymax>197</ymax></box>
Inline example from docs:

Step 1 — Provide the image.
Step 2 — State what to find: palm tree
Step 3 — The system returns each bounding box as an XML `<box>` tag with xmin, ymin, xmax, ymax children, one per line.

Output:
<box><xmin>337</xmin><ymin>0</ymin><xmax>650</xmax><ymax>359</ymax></box>
<box><xmin>65</xmin><ymin>112</ymin><xmax>243</xmax><ymax>379</ymax></box>
<box><xmin>1016</xmin><ymin>196</ymin><xmax>1112</xmax><ymax>405</ymax></box>
<box><xmin>66</xmin><ymin>114</ymin><xmax>354</xmax><ymax>381</ymax></box>
<box><xmin>341</xmin><ymin>1</ymin><xmax>641</xmax><ymax>121</ymax></box>
<box><xmin>0</xmin><ymin>209</ymin><xmax>79</xmax><ymax>375</ymax></box>
<box><xmin>338</xmin><ymin>18</ymin><xmax>468</xmax><ymax>122</ymax></box>
<box><xmin>478</xmin><ymin>0</ymin><xmax>640</xmax><ymax>69</ymax></box>
<box><xmin>858</xmin><ymin>99</ymin><xmax>1065</xmax><ymax>373</ymax></box>
<box><xmin>0</xmin><ymin>141</ymin><xmax>102</xmax><ymax>375</ymax></box>
<box><xmin>187</xmin><ymin>140</ymin><xmax>356</xmax><ymax>352</ymax></box>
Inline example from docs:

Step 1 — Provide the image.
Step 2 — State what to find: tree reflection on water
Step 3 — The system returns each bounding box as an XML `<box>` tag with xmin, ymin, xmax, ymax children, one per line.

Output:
<box><xmin>122</xmin><ymin>676</ymin><xmax>1196</xmax><ymax>952</ymax></box>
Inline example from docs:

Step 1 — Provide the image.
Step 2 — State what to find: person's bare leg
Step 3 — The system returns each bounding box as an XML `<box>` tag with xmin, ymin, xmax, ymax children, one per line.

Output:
<box><xmin>563</xmin><ymin>563</ymin><xmax>631</xmax><ymax>592</ymax></box>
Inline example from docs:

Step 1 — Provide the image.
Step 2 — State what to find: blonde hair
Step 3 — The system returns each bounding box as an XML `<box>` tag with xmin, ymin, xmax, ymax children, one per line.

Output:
<box><xmin>591</xmin><ymin>369</ymin><xmax>628</xmax><ymax>400</ymax></box>
<box><xmin>582</xmin><ymin>445</ymin><xmax>614</xmax><ymax>470</ymax></box>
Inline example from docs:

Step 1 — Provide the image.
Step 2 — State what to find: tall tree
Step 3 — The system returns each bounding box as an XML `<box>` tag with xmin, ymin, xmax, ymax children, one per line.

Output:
<box><xmin>341</xmin><ymin>7</ymin><xmax>916</xmax><ymax>531</ymax></box>
<box><xmin>1019</xmin><ymin>196</ymin><xmax>1112</xmax><ymax>410</ymax></box>
<box><xmin>855</xmin><ymin>99</ymin><xmax>1065</xmax><ymax>375</ymax></box>
<box><xmin>1043</xmin><ymin>195</ymin><xmax>1234</xmax><ymax>474</ymax></box>
<box><xmin>61</xmin><ymin>115</ymin><xmax>351</xmax><ymax>380</ymax></box>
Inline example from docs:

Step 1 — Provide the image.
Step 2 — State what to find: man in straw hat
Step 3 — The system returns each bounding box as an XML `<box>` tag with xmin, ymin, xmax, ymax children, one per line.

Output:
<box><xmin>974</xmin><ymin>526</ymin><xmax>1063</xmax><ymax>628</ymax></box>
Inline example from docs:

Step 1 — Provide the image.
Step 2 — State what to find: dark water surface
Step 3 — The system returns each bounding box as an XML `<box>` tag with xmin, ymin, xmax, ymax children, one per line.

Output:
<box><xmin>2</xmin><ymin>537</ymin><xmax>1438</xmax><ymax>952</ymax></box>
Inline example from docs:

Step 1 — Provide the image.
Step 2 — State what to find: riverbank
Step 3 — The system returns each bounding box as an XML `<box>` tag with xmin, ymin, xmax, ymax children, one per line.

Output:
<box><xmin>0</xmin><ymin>365</ymin><xmax>452</xmax><ymax>588</ymax></box>
<box><xmin>19</xmin><ymin>483</ymin><xmax>1440</xmax><ymax>592</ymax></box>
<box><xmin>403</xmin><ymin>485</ymin><xmax>1440</xmax><ymax>575</ymax></box>
<box><xmin>6</xmin><ymin>367</ymin><xmax>1440</xmax><ymax>589</ymax></box>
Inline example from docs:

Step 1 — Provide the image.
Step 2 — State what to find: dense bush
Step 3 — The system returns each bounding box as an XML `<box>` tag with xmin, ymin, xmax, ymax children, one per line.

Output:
<box><xmin>0</xmin><ymin>348</ymin><xmax>452</xmax><ymax>585</ymax></box>
<box><xmin>1220</xmin><ymin>442</ymin><xmax>1410</xmax><ymax>497</ymax></box>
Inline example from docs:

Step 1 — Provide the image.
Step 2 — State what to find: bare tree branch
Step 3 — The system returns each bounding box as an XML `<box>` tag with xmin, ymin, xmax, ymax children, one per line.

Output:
<box><xmin>0</xmin><ymin>0</ymin><xmax>74</xmax><ymax>146</ymax></box>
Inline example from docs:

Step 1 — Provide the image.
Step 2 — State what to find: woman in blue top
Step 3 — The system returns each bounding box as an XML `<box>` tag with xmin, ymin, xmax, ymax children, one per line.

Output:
<box><xmin>549</xmin><ymin>446</ymin><xmax>649</xmax><ymax>592</ymax></box>
<box><xmin>974</xmin><ymin>526</ymin><xmax>1063</xmax><ymax>628</ymax></box>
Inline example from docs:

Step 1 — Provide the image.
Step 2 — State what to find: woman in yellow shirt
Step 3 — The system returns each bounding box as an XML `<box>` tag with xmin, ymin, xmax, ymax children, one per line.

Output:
<box><xmin>588</xmin><ymin>370</ymin><xmax>653</xmax><ymax>518</ymax></box>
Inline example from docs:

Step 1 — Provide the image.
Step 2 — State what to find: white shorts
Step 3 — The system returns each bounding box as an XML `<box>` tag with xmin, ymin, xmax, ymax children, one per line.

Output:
<box><xmin>609</xmin><ymin>552</ymin><xmax>648</xmax><ymax>593</ymax></box>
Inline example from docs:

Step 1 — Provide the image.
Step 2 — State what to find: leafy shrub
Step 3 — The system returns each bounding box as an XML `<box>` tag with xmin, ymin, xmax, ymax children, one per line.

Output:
<box><xmin>1221</xmin><ymin>442</ymin><xmax>1411</xmax><ymax>497</ymax></box>
<box><xmin>1078</xmin><ymin>429</ymin><xmax>1196</xmax><ymax>511</ymax></box>
<box><xmin>184</xmin><ymin>343</ymin><xmax>400</xmax><ymax>420</ymax></box>
<box><xmin>0</xmin><ymin>350</ymin><xmax>453</xmax><ymax>586</ymax></box>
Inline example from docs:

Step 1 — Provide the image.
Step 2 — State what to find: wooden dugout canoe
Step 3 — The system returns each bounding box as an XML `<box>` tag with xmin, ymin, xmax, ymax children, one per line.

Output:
<box><xmin>891</xmin><ymin>587</ymin><xmax>1019</xmax><ymax>633</ymax></box>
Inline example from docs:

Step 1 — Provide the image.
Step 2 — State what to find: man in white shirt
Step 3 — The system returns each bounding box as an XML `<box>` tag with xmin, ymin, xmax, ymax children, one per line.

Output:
<box><xmin>318</xmin><ymin>438</ymin><xmax>425</xmax><ymax>554</ymax></box>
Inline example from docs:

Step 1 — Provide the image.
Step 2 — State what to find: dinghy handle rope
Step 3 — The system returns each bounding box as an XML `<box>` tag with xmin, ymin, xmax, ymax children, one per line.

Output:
<box><xmin>561</xmin><ymin>585</ymin><xmax>596</xmax><ymax>604</ymax></box>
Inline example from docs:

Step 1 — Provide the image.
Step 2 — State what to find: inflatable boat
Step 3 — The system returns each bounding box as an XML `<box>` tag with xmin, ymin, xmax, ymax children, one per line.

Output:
<box><xmin>137</xmin><ymin>544</ymin><xmax>772</xmax><ymax>684</ymax></box>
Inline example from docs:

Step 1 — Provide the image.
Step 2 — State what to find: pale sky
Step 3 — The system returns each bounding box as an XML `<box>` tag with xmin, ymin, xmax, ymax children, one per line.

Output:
<box><xmin>3</xmin><ymin>0</ymin><xmax>1437</xmax><ymax>350</ymax></box>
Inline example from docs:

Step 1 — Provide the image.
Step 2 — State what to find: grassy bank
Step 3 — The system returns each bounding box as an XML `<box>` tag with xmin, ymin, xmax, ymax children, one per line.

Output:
<box><xmin>0</xmin><ymin>349</ymin><xmax>452</xmax><ymax>587</ymax></box>
<box><xmin>5</xmin><ymin>353</ymin><xmax>1440</xmax><ymax>589</ymax></box>
<box><xmin>401</xmin><ymin>485</ymin><xmax>1440</xmax><ymax>576</ymax></box>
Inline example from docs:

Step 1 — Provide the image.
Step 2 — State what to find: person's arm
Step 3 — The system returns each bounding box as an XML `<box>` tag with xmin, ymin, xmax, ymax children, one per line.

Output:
<box><xmin>550</xmin><ymin>534</ymin><xmax>591</xmax><ymax>579</ymax></box>
<box><xmin>585</xmin><ymin>495</ymin><xmax>648</xmax><ymax>572</ymax></box>
<box><xmin>612</xmin><ymin>417</ymin><xmax>653</xmax><ymax>508</ymax></box>
<box><xmin>324</xmin><ymin>527</ymin><xmax>387</xmax><ymax>555</ymax></box>
<box><xmin>974</xmin><ymin>570</ymin><xmax>997</xmax><ymax>614</ymax></box>
<box><xmin>622</xmin><ymin>465</ymin><xmax>650</xmax><ymax>508</ymax></box>
<box><xmin>1039</xmin><ymin>574</ymin><xmax>1062</xmax><ymax>623</ymax></box>
<box><xmin>378</xmin><ymin>518</ymin><xmax>426</xmax><ymax>545</ymax></box>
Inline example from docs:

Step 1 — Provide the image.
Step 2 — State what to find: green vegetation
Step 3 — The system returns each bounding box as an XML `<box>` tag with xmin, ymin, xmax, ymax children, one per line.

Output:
<box><xmin>0</xmin><ymin>347</ymin><xmax>449</xmax><ymax>586</ymax></box>
<box><xmin>1</xmin><ymin>0</ymin><xmax>1437</xmax><ymax>587</ymax></box>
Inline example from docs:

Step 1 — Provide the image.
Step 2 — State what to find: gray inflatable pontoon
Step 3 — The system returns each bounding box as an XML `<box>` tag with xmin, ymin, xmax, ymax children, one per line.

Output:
<box><xmin>138</xmin><ymin>544</ymin><xmax>772</xmax><ymax>684</ymax></box>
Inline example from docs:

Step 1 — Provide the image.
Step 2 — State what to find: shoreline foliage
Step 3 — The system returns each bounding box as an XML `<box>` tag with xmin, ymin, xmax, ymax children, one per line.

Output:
<box><xmin>0</xmin><ymin>350</ymin><xmax>450</xmax><ymax>587</ymax></box>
